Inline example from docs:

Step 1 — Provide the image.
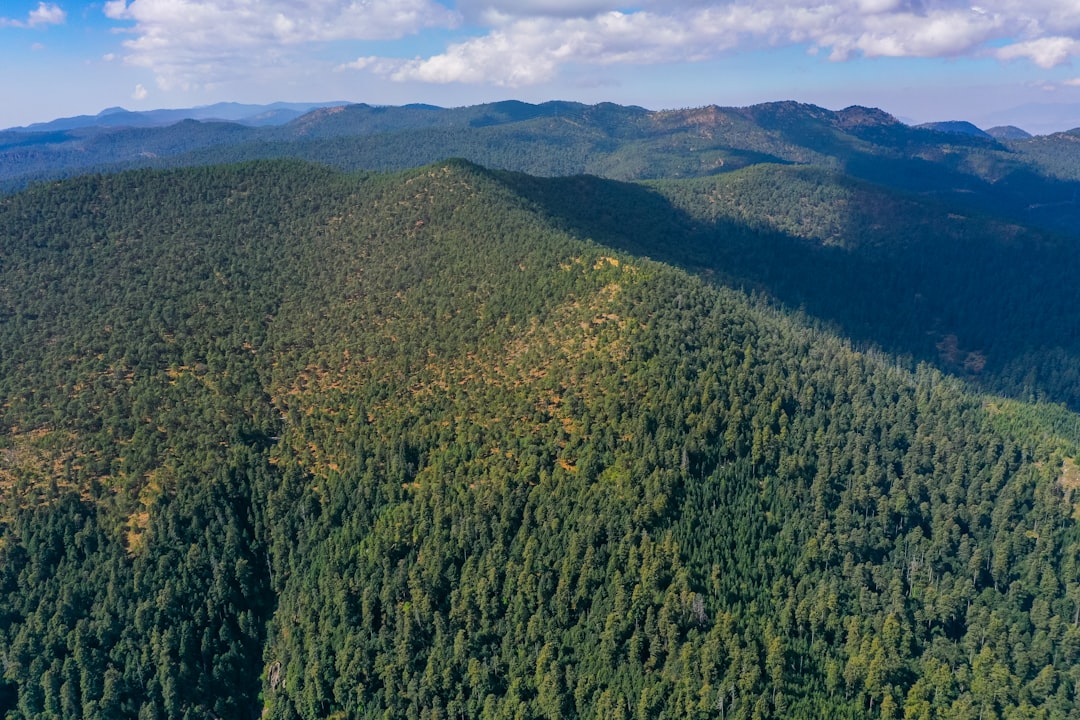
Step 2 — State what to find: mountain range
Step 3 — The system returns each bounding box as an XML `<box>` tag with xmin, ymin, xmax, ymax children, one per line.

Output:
<box><xmin>5</xmin><ymin>99</ymin><xmax>1080</xmax><ymax>235</ymax></box>
<box><xmin>2</xmin><ymin>101</ymin><xmax>1080</xmax><ymax>719</ymax></box>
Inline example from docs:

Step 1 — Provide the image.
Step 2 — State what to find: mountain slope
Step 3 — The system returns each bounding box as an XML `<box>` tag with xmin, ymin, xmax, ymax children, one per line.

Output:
<box><xmin>1</xmin><ymin>160</ymin><xmax>1079</xmax><ymax>719</ymax></box>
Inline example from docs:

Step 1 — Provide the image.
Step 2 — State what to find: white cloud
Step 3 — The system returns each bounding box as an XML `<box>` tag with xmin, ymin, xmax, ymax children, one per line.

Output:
<box><xmin>28</xmin><ymin>1</ymin><xmax>65</xmax><ymax>26</ymax></box>
<box><xmin>824</xmin><ymin>7</ymin><xmax>1003</xmax><ymax>60</ymax></box>
<box><xmin>1065</xmin><ymin>77</ymin><xmax>1080</xmax><ymax>86</ymax></box>
<box><xmin>132</xmin><ymin>83</ymin><xmax>149</xmax><ymax>100</ymax></box>
<box><xmin>350</xmin><ymin>2</ymin><xmax>1012</xmax><ymax>86</ymax></box>
<box><xmin>0</xmin><ymin>2</ymin><xmax>66</xmax><ymax>28</ymax></box>
<box><xmin>103</xmin><ymin>1</ymin><xmax>128</xmax><ymax>19</ymax></box>
<box><xmin>996</xmin><ymin>36</ymin><xmax>1080</xmax><ymax>68</ymax></box>
<box><xmin>348</xmin><ymin>8</ymin><xmax>753</xmax><ymax>86</ymax></box>
<box><xmin>104</xmin><ymin>0</ymin><xmax>459</xmax><ymax>90</ymax></box>
<box><xmin>97</xmin><ymin>0</ymin><xmax>1080</xmax><ymax>92</ymax></box>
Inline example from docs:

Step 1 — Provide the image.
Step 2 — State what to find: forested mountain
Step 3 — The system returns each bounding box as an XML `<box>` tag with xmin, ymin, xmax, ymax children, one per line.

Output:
<box><xmin>1</xmin><ymin>159</ymin><xmax>1079</xmax><ymax>719</ymax></box>
<box><xmin>5</xmin><ymin>99</ymin><xmax>1080</xmax><ymax>236</ymax></box>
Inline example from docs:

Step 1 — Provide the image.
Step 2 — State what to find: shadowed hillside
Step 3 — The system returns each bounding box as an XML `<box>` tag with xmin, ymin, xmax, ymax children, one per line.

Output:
<box><xmin>499</xmin><ymin>164</ymin><xmax>1080</xmax><ymax>409</ymax></box>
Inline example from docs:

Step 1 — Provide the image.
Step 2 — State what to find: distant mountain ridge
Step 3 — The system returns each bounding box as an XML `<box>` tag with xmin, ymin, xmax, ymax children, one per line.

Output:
<box><xmin>975</xmin><ymin>101</ymin><xmax>1080</xmax><ymax>135</ymax></box>
<box><xmin>7</xmin><ymin>101</ymin><xmax>351</xmax><ymax>133</ymax></box>
<box><xmin>4</xmin><ymin>98</ymin><xmax>1080</xmax><ymax>239</ymax></box>
<box><xmin>6</xmin><ymin>99</ymin><xmax>1043</xmax><ymax>139</ymax></box>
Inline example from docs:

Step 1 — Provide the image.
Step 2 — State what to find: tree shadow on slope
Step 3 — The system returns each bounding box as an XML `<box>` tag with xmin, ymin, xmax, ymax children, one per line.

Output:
<box><xmin>497</xmin><ymin>169</ymin><xmax>1080</xmax><ymax>410</ymax></box>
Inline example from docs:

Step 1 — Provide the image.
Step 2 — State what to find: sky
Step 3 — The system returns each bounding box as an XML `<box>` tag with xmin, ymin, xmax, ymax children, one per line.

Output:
<box><xmin>5</xmin><ymin>0</ymin><xmax>1080</xmax><ymax>133</ymax></box>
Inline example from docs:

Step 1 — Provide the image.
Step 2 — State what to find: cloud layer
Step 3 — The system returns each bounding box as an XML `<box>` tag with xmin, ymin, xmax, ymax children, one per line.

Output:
<box><xmin>100</xmin><ymin>1</ymin><xmax>1080</xmax><ymax>90</ymax></box>
<box><xmin>351</xmin><ymin>1</ymin><xmax>1080</xmax><ymax>87</ymax></box>
<box><xmin>103</xmin><ymin>0</ymin><xmax>458</xmax><ymax>89</ymax></box>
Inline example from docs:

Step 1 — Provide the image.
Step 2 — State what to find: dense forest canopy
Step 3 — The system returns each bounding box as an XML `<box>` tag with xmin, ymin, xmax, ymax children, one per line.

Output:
<box><xmin>0</xmin><ymin>150</ymin><xmax>1079</xmax><ymax>718</ymax></box>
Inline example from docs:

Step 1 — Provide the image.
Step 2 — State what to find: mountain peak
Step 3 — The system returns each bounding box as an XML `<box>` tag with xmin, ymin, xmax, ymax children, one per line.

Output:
<box><xmin>914</xmin><ymin>120</ymin><xmax>992</xmax><ymax>139</ymax></box>
<box><xmin>986</xmin><ymin>125</ymin><xmax>1032</xmax><ymax>140</ymax></box>
<box><xmin>835</xmin><ymin>105</ymin><xmax>901</xmax><ymax>128</ymax></box>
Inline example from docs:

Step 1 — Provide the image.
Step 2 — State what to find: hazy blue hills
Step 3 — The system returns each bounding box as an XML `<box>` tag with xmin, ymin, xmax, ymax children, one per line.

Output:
<box><xmin>6</xmin><ymin>101</ymin><xmax>350</xmax><ymax>133</ymax></box>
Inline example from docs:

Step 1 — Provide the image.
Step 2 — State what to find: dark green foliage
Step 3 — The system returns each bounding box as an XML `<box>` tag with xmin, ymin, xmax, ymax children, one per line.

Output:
<box><xmin>1</xmin><ymin>159</ymin><xmax>1078</xmax><ymax>720</ymax></box>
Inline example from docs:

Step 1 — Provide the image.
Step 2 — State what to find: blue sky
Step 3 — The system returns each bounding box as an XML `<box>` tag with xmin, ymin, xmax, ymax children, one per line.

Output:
<box><xmin>5</xmin><ymin>0</ymin><xmax>1080</xmax><ymax>133</ymax></box>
